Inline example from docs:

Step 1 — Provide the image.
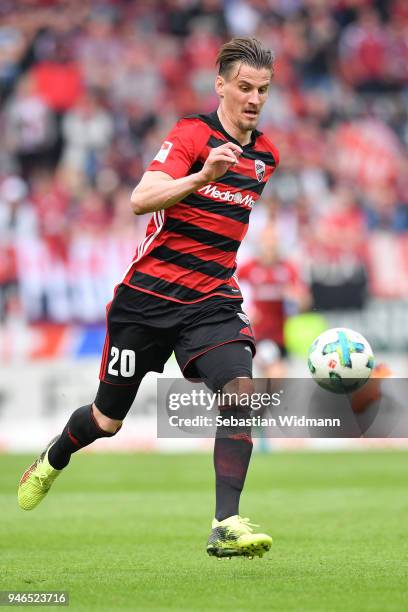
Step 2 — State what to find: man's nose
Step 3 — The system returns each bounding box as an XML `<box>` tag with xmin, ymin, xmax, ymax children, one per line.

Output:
<box><xmin>248</xmin><ymin>90</ymin><xmax>260</xmax><ymax>105</ymax></box>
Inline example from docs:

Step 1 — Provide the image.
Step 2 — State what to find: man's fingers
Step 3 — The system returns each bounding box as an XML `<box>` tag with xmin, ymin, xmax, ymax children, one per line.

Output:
<box><xmin>216</xmin><ymin>142</ymin><xmax>243</xmax><ymax>156</ymax></box>
<box><xmin>224</xmin><ymin>141</ymin><xmax>243</xmax><ymax>154</ymax></box>
<box><xmin>210</xmin><ymin>143</ymin><xmax>242</xmax><ymax>164</ymax></box>
<box><xmin>212</xmin><ymin>154</ymin><xmax>239</xmax><ymax>164</ymax></box>
<box><xmin>203</xmin><ymin>142</ymin><xmax>243</xmax><ymax>178</ymax></box>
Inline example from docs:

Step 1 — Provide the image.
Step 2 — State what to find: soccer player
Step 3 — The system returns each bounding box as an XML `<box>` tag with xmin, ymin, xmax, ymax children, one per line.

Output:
<box><xmin>18</xmin><ymin>37</ymin><xmax>279</xmax><ymax>559</ymax></box>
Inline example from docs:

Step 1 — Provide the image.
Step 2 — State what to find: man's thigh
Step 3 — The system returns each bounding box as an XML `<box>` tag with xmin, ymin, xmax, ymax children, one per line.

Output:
<box><xmin>99</xmin><ymin>284</ymin><xmax>176</xmax><ymax>385</ymax></box>
<box><xmin>188</xmin><ymin>341</ymin><xmax>253</xmax><ymax>393</ymax></box>
<box><xmin>175</xmin><ymin>297</ymin><xmax>255</xmax><ymax>386</ymax></box>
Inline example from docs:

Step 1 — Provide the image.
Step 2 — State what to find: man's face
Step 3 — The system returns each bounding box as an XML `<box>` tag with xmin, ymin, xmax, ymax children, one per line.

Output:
<box><xmin>216</xmin><ymin>63</ymin><xmax>271</xmax><ymax>133</ymax></box>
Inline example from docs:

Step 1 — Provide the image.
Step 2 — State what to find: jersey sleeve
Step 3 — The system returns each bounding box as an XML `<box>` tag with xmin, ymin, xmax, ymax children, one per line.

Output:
<box><xmin>146</xmin><ymin>118</ymin><xmax>210</xmax><ymax>179</ymax></box>
<box><xmin>270</xmin><ymin>141</ymin><xmax>279</xmax><ymax>167</ymax></box>
<box><xmin>265</xmin><ymin>137</ymin><xmax>280</xmax><ymax>167</ymax></box>
<box><xmin>259</xmin><ymin>133</ymin><xmax>280</xmax><ymax>168</ymax></box>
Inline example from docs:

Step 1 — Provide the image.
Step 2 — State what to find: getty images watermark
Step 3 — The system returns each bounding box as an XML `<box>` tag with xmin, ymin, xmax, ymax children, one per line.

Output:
<box><xmin>168</xmin><ymin>387</ymin><xmax>282</xmax><ymax>419</ymax></box>
<box><xmin>165</xmin><ymin>386</ymin><xmax>341</xmax><ymax>429</ymax></box>
<box><xmin>156</xmin><ymin>378</ymin><xmax>408</xmax><ymax>438</ymax></box>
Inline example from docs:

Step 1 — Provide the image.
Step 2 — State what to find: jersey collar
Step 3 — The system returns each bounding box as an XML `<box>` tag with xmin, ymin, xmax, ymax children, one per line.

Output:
<box><xmin>207</xmin><ymin>110</ymin><xmax>261</xmax><ymax>149</ymax></box>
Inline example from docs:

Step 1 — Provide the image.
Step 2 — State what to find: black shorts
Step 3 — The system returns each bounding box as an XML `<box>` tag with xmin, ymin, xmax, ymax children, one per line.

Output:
<box><xmin>99</xmin><ymin>284</ymin><xmax>256</xmax><ymax>385</ymax></box>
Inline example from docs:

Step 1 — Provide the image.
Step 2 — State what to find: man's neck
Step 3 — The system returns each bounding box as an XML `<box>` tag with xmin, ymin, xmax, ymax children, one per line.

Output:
<box><xmin>216</xmin><ymin>107</ymin><xmax>252</xmax><ymax>146</ymax></box>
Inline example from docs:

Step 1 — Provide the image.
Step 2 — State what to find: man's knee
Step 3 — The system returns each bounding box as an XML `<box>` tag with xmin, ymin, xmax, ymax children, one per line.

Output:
<box><xmin>222</xmin><ymin>377</ymin><xmax>254</xmax><ymax>413</ymax></box>
<box><xmin>94</xmin><ymin>380</ymin><xmax>140</xmax><ymax>422</ymax></box>
<box><xmin>65</xmin><ymin>404</ymin><xmax>121</xmax><ymax>450</ymax></box>
<box><xmin>92</xmin><ymin>403</ymin><xmax>122</xmax><ymax>434</ymax></box>
<box><xmin>218</xmin><ymin>377</ymin><xmax>254</xmax><ymax>441</ymax></box>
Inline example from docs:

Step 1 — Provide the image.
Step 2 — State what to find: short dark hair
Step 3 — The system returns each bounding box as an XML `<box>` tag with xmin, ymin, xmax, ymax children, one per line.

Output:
<box><xmin>216</xmin><ymin>37</ymin><xmax>274</xmax><ymax>78</ymax></box>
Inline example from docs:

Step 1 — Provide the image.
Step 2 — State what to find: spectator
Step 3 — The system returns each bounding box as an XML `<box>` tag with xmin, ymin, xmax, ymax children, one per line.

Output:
<box><xmin>338</xmin><ymin>8</ymin><xmax>390</xmax><ymax>92</ymax></box>
<box><xmin>61</xmin><ymin>91</ymin><xmax>114</xmax><ymax>183</ymax></box>
<box><xmin>4</xmin><ymin>75</ymin><xmax>57</xmax><ymax>177</ymax></box>
<box><xmin>0</xmin><ymin>175</ymin><xmax>35</xmax><ymax>321</ymax></box>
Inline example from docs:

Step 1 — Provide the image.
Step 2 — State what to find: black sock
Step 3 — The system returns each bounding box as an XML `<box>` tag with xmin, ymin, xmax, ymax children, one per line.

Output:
<box><xmin>48</xmin><ymin>405</ymin><xmax>120</xmax><ymax>470</ymax></box>
<box><xmin>213</xmin><ymin>408</ymin><xmax>253</xmax><ymax>521</ymax></box>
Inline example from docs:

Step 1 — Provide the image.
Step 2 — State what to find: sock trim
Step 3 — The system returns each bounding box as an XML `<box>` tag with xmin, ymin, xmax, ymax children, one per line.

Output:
<box><xmin>229</xmin><ymin>433</ymin><xmax>252</xmax><ymax>443</ymax></box>
<box><xmin>67</xmin><ymin>428</ymin><xmax>81</xmax><ymax>447</ymax></box>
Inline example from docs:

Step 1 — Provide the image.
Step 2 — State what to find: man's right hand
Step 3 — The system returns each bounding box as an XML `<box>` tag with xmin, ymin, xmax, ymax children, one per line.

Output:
<box><xmin>199</xmin><ymin>142</ymin><xmax>242</xmax><ymax>183</ymax></box>
<box><xmin>130</xmin><ymin>142</ymin><xmax>243</xmax><ymax>215</ymax></box>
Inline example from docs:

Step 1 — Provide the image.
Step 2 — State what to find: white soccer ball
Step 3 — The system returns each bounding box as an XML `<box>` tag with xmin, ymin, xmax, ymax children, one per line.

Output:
<box><xmin>308</xmin><ymin>327</ymin><xmax>375</xmax><ymax>394</ymax></box>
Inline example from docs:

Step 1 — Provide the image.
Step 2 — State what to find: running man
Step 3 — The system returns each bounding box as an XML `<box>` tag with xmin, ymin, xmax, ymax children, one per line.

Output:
<box><xmin>18</xmin><ymin>37</ymin><xmax>279</xmax><ymax>559</ymax></box>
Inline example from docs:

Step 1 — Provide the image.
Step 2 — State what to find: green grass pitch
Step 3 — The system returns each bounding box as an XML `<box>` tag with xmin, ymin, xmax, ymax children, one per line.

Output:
<box><xmin>1</xmin><ymin>450</ymin><xmax>407</xmax><ymax>611</ymax></box>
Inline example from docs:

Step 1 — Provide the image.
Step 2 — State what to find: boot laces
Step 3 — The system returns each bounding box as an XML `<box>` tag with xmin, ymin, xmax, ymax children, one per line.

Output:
<box><xmin>34</xmin><ymin>460</ymin><xmax>54</xmax><ymax>490</ymax></box>
<box><xmin>236</xmin><ymin>516</ymin><xmax>259</xmax><ymax>533</ymax></box>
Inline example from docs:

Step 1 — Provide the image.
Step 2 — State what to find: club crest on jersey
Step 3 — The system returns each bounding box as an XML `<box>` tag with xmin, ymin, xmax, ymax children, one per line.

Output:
<box><xmin>255</xmin><ymin>159</ymin><xmax>265</xmax><ymax>182</ymax></box>
<box><xmin>154</xmin><ymin>141</ymin><xmax>173</xmax><ymax>163</ymax></box>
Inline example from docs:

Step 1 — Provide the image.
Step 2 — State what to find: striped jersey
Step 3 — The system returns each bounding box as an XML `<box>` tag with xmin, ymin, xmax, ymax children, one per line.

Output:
<box><xmin>122</xmin><ymin>111</ymin><xmax>279</xmax><ymax>303</ymax></box>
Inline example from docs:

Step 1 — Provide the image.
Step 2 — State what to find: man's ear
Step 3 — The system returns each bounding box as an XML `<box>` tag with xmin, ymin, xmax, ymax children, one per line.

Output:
<box><xmin>215</xmin><ymin>74</ymin><xmax>224</xmax><ymax>98</ymax></box>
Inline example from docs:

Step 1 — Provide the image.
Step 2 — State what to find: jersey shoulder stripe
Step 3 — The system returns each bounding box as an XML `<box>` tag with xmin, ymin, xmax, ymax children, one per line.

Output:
<box><xmin>255</xmin><ymin>133</ymin><xmax>280</xmax><ymax>167</ymax></box>
<box><xmin>148</xmin><ymin>117</ymin><xmax>211</xmax><ymax>180</ymax></box>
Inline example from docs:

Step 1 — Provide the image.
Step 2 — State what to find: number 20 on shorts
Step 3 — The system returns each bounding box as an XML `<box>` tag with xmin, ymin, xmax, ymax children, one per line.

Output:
<box><xmin>108</xmin><ymin>346</ymin><xmax>136</xmax><ymax>377</ymax></box>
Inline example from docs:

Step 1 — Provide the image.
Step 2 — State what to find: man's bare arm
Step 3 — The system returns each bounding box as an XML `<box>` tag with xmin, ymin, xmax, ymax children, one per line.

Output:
<box><xmin>130</xmin><ymin>170</ymin><xmax>207</xmax><ymax>215</ymax></box>
<box><xmin>130</xmin><ymin>142</ymin><xmax>242</xmax><ymax>215</ymax></box>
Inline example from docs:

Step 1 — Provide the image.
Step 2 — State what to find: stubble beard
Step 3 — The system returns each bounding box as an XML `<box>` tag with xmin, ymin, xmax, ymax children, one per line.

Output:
<box><xmin>237</xmin><ymin>116</ymin><xmax>258</xmax><ymax>134</ymax></box>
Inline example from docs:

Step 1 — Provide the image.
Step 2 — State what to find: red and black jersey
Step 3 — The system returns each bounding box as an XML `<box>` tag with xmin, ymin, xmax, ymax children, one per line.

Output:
<box><xmin>122</xmin><ymin>111</ymin><xmax>279</xmax><ymax>303</ymax></box>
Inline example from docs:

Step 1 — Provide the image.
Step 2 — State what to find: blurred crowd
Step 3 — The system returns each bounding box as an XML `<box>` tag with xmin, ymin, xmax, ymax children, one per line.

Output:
<box><xmin>1</xmin><ymin>0</ymin><xmax>408</xmax><ymax>325</ymax></box>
